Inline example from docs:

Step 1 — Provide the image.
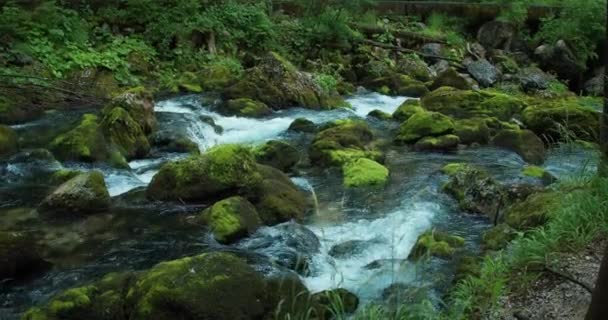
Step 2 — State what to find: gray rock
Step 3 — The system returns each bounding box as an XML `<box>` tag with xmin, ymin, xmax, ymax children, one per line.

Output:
<box><xmin>517</xmin><ymin>67</ymin><xmax>552</xmax><ymax>92</ymax></box>
<box><xmin>38</xmin><ymin>171</ymin><xmax>111</xmax><ymax>215</ymax></box>
<box><xmin>467</xmin><ymin>59</ymin><xmax>500</xmax><ymax>87</ymax></box>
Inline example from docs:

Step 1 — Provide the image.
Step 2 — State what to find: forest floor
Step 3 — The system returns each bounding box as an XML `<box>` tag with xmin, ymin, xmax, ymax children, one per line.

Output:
<box><xmin>487</xmin><ymin>240</ymin><xmax>605</xmax><ymax>320</ymax></box>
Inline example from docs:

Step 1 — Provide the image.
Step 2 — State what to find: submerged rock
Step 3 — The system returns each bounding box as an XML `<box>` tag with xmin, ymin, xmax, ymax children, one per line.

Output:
<box><xmin>342</xmin><ymin>158</ymin><xmax>389</xmax><ymax>188</ymax></box>
<box><xmin>254</xmin><ymin>140</ymin><xmax>300</xmax><ymax>172</ymax></box>
<box><xmin>200</xmin><ymin>196</ymin><xmax>261</xmax><ymax>244</ymax></box>
<box><xmin>288</xmin><ymin>118</ymin><xmax>317</xmax><ymax>133</ymax></box>
<box><xmin>442</xmin><ymin>163</ymin><xmax>505</xmax><ymax>218</ymax></box>
<box><xmin>329</xmin><ymin>239</ymin><xmax>375</xmax><ymax>258</ymax></box>
<box><xmin>221</xmin><ymin>98</ymin><xmax>272</xmax><ymax>118</ymax></box>
<box><xmin>38</xmin><ymin>171</ymin><xmax>110</xmax><ymax>215</ymax></box>
<box><xmin>395</xmin><ymin>111</ymin><xmax>455</xmax><ymax>144</ymax></box>
<box><xmin>409</xmin><ymin>229</ymin><xmax>465</xmax><ymax>260</ymax></box>
<box><xmin>0</xmin><ymin>125</ymin><xmax>18</xmax><ymax>158</ymax></box>
<box><xmin>491</xmin><ymin>129</ymin><xmax>546</xmax><ymax>164</ymax></box>
<box><xmin>414</xmin><ymin>134</ymin><xmax>460</xmax><ymax>151</ymax></box>
<box><xmin>0</xmin><ymin>231</ymin><xmax>49</xmax><ymax>280</ymax></box>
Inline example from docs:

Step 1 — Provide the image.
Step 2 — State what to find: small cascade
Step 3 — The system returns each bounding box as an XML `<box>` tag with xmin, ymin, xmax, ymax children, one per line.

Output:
<box><xmin>291</xmin><ymin>177</ymin><xmax>320</xmax><ymax>216</ymax></box>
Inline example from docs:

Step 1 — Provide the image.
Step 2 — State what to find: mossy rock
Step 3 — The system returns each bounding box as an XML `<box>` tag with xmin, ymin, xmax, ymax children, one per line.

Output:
<box><xmin>421</xmin><ymin>87</ymin><xmax>526</xmax><ymax>121</ymax></box>
<box><xmin>49</xmin><ymin>169</ymin><xmax>82</xmax><ymax>186</ymax></box>
<box><xmin>392</xmin><ymin>99</ymin><xmax>425</xmax><ymax>122</ymax></box>
<box><xmin>288</xmin><ymin>118</ymin><xmax>317</xmax><ymax>133</ymax></box>
<box><xmin>200</xmin><ymin>196</ymin><xmax>261</xmax><ymax>244</ymax></box>
<box><xmin>365</xmin><ymin>74</ymin><xmax>429</xmax><ymax>97</ymax></box>
<box><xmin>101</xmin><ymin>107</ymin><xmax>150</xmax><ymax>160</ymax></box>
<box><xmin>0</xmin><ymin>125</ymin><xmax>18</xmax><ymax>158</ymax></box>
<box><xmin>522</xmin><ymin>165</ymin><xmax>556</xmax><ymax>185</ymax></box>
<box><xmin>309</xmin><ymin>119</ymin><xmax>380</xmax><ymax>167</ymax></box>
<box><xmin>522</xmin><ymin>99</ymin><xmax>600</xmax><ymax>143</ymax></box>
<box><xmin>342</xmin><ymin>158</ymin><xmax>389</xmax><ymax>188</ymax></box>
<box><xmin>430</xmin><ymin>68</ymin><xmax>472</xmax><ymax>90</ymax></box>
<box><xmin>50</xmin><ymin>114</ymin><xmax>109</xmax><ymax>163</ymax></box>
<box><xmin>395</xmin><ymin>111</ymin><xmax>455</xmax><ymax>144</ymax></box>
<box><xmin>254</xmin><ymin>140</ymin><xmax>300</xmax><ymax>172</ymax></box>
<box><xmin>176</xmin><ymin>71</ymin><xmax>203</xmax><ymax>93</ymax></box>
<box><xmin>147</xmin><ymin>144</ymin><xmax>263</xmax><ymax>202</ymax></box>
<box><xmin>221</xmin><ymin>98</ymin><xmax>272</xmax><ymax>118</ymax></box>
<box><xmin>482</xmin><ymin>224</ymin><xmax>516</xmax><ymax>251</ymax></box>
<box><xmin>24</xmin><ymin>252</ymin><xmax>295</xmax><ymax>320</ymax></box>
<box><xmin>249</xmin><ymin>165</ymin><xmax>308</xmax><ymax>225</ymax></box>
<box><xmin>397</xmin><ymin>56</ymin><xmax>433</xmax><ymax>82</ymax></box>
<box><xmin>367</xmin><ymin>109</ymin><xmax>392</xmax><ymax>120</ymax></box>
<box><xmin>38</xmin><ymin>171</ymin><xmax>111</xmax><ymax>215</ymax></box>
<box><xmin>201</xmin><ymin>64</ymin><xmax>240</xmax><ymax>91</ymax></box>
<box><xmin>104</xmin><ymin>88</ymin><xmax>157</xmax><ymax>134</ymax></box>
<box><xmin>454</xmin><ymin>118</ymin><xmax>491</xmax><ymax>145</ymax></box>
<box><xmin>441</xmin><ymin>163</ymin><xmax>505</xmax><ymax>217</ymax></box>
<box><xmin>409</xmin><ymin>229</ymin><xmax>465</xmax><ymax>260</ymax></box>
<box><xmin>150</xmin><ymin>131</ymin><xmax>199</xmax><ymax>154</ymax></box>
<box><xmin>491</xmin><ymin>129</ymin><xmax>546</xmax><ymax>165</ymax></box>
<box><xmin>504</xmin><ymin>191</ymin><xmax>560</xmax><ymax>230</ymax></box>
<box><xmin>311</xmin><ymin>288</ymin><xmax>360</xmax><ymax>318</ymax></box>
<box><xmin>0</xmin><ymin>231</ymin><xmax>49</xmax><ymax>280</ymax></box>
<box><xmin>0</xmin><ymin>95</ymin><xmax>42</xmax><ymax>124</ymax></box>
<box><xmin>414</xmin><ymin>134</ymin><xmax>460</xmax><ymax>151</ymax></box>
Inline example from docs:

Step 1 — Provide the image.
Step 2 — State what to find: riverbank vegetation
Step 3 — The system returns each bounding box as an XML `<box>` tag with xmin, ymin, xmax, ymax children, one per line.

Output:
<box><xmin>1</xmin><ymin>0</ymin><xmax>607</xmax><ymax>319</ymax></box>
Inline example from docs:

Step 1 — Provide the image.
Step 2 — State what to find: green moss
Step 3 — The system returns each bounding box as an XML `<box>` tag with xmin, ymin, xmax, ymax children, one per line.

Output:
<box><xmin>522</xmin><ymin>99</ymin><xmax>600</xmax><ymax>142</ymax></box>
<box><xmin>522</xmin><ymin>166</ymin><xmax>546</xmax><ymax>178</ymax></box>
<box><xmin>409</xmin><ymin>229</ymin><xmax>465</xmax><ymax>259</ymax></box>
<box><xmin>367</xmin><ymin>109</ymin><xmax>392</xmax><ymax>120</ymax></box>
<box><xmin>505</xmin><ymin>191</ymin><xmax>560</xmax><ymax>230</ymax></box>
<box><xmin>101</xmin><ymin>107</ymin><xmax>150</xmax><ymax>159</ymax></box>
<box><xmin>39</xmin><ymin>171</ymin><xmax>111</xmax><ymax>215</ymax></box>
<box><xmin>491</xmin><ymin>129</ymin><xmax>546</xmax><ymax>165</ymax></box>
<box><xmin>366</xmin><ymin>74</ymin><xmax>429</xmax><ymax>97</ymax></box>
<box><xmin>395</xmin><ymin>111</ymin><xmax>455</xmax><ymax>144</ymax></box>
<box><xmin>430</xmin><ymin>68</ymin><xmax>472</xmax><ymax>90</ymax></box>
<box><xmin>177</xmin><ymin>72</ymin><xmax>203</xmax><ymax>93</ymax></box>
<box><xmin>342</xmin><ymin>158</ymin><xmax>389</xmax><ymax>188</ymax></box>
<box><xmin>288</xmin><ymin>118</ymin><xmax>316</xmax><ymax>133</ymax></box>
<box><xmin>414</xmin><ymin>134</ymin><xmax>460</xmax><ymax>151</ymax></box>
<box><xmin>48</xmin><ymin>286</ymin><xmax>94</xmax><ymax>317</ymax></box>
<box><xmin>482</xmin><ymin>224</ymin><xmax>516</xmax><ymax>251</ymax></box>
<box><xmin>201</xmin><ymin>64</ymin><xmax>239</xmax><ymax>91</ymax></box>
<box><xmin>50</xmin><ymin>114</ymin><xmax>109</xmax><ymax>162</ymax></box>
<box><xmin>392</xmin><ymin>99</ymin><xmax>424</xmax><ymax>122</ymax></box>
<box><xmin>222</xmin><ymin>98</ymin><xmax>271</xmax><ymax>118</ymax></box>
<box><xmin>441</xmin><ymin>163</ymin><xmax>469</xmax><ymax>176</ymax></box>
<box><xmin>254</xmin><ymin>140</ymin><xmax>300</xmax><ymax>172</ymax></box>
<box><xmin>454</xmin><ymin>118</ymin><xmax>491</xmax><ymax>145</ymax></box>
<box><xmin>49</xmin><ymin>169</ymin><xmax>81</xmax><ymax>185</ymax></box>
<box><xmin>0</xmin><ymin>125</ymin><xmax>18</xmax><ymax>157</ymax></box>
<box><xmin>201</xmin><ymin>196</ymin><xmax>261</xmax><ymax>244</ymax></box>
<box><xmin>309</xmin><ymin>119</ymin><xmax>379</xmax><ymax>167</ymax></box>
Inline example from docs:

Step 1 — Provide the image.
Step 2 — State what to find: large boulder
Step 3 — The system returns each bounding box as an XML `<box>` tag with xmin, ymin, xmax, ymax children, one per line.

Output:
<box><xmin>105</xmin><ymin>88</ymin><xmax>156</xmax><ymax>134</ymax></box>
<box><xmin>397</xmin><ymin>56</ymin><xmax>434</xmax><ymax>82</ymax></box>
<box><xmin>220</xmin><ymin>98</ymin><xmax>272</xmax><ymax>118</ymax></box>
<box><xmin>223</xmin><ymin>52</ymin><xmax>344</xmax><ymax>110</ymax></box>
<box><xmin>23</xmin><ymin>252</ymin><xmax>306</xmax><ymax>320</ymax></box>
<box><xmin>534</xmin><ymin>40</ymin><xmax>585</xmax><ymax>85</ymax></box>
<box><xmin>392</xmin><ymin>99</ymin><xmax>425</xmax><ymax>122</ymax></box>
<box><xmin>0</xmin><ymin>125</ymin><xmax>18</xmax><ymax>158</ymax></box>
<box><xmin>365</xmin><ymin>74</ymin><xmax>429</xmax><ymax>97</ymax></box>
<box><xmin>430</xmin><ymin>68</ymin><xmax>473</xmax><ymax>90</ymax></box>
<box><xmin>200</xmin><ymin>196</ymin><xmax>261</xmax><ymax>244</ymax></box>
<box><xmin>38</xmin><ymin>171</ymin><xmax>111</xmax><ymax>215</ymax></box>
<box><xmin>0</xmin><ymin>231</ymin><xmax>49</xmax><ymax>280</ymax></box>
<box><xmin>254</xmin><ymin>140</ymin><xmax>300</xmax><ymax>172</ymax></box>
<box><xmin>147</xmin><ymin>144</ymin><xmax>262</xmax><ymax>202</ymax></box>
<box><xmin>477</xmin><ymin>20</ymin><xmax>516</xmax><ymax>50</ymax></box>
<box><xmin>395</xmin><ymin>111</ymin><xmax>455</xmax><ymax>144</ymax></box>
<box><xmin>442</xmin><ymin>163</ymin><xmax>505</xmax><ymax>218</ymax></box>
<box><xmin>421</xmin><ymin>87</ymin><xmax>526</xmax><ymax>121</ymax></box>
<box><xmin>466</xmin><ymin>59</ymin><xmax>500</xmax><ymax>88</ymax></box>
<box><xmin>454</xmin><ymin>118</ymin><xmax>491</xmax><ymax>145</ymax></box>
<box><xmin>517</xmin><ymin>67</ymin><xmax>552</xmax><ymax>92</ymax></box>
<box><xmin>309</xmin><ymin>120</ymin><xmax>380</xmax><ymax>167</ymax></box>
<box><xmin>288</xmin><ymin>118</ymin><xmax>316</xmax><ymax>133</ymax></box>
<box><xmin>50</xmin><ymin>114</ymin><xmax>111</xmax><ymax>163</ymax></box>
<box><xmin>342</xmin><ymin>158</ymin><xmax>389</xmax><ymax>188</ymax></box>
<box><xmin>491</xmin><ymin>129</ymin><xmax>546</xmax><ymax>164</ymax></box>
<box><xmin>522</xmin><ymin>99</ymin><xmax>600</xmax><ymax>143</ymax></box>
<box><xmin>100</xmin><ymin>107</ymin><xmax>150</xmax><ymax>159</ymax></box>
<box><xmin>409</xmin><ymin>229</ymin><xmax>465</xmax><ymax>260</ymax></box>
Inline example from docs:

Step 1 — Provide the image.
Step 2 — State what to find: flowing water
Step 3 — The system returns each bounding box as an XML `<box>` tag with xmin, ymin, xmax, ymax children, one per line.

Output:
<box><xmin>0</xmin><ymin>91</ymin><xmax>599</xmax><ymax>318</ymax></box>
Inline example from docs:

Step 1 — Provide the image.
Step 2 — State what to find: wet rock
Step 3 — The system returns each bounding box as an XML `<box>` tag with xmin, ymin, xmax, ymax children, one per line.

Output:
<box><xmin>309</xmin><ymin>119</ymin><xmax>381</xmax><ymax>167</ymax></box>
<box><xmin>220</xmin><ymin>98</ymin><xmax>272</xmax><ymax>118</ymax></box>
<box><xmin>392</xmin><ymin>99</ymin><xmax>424</xmax><ymax>122</ymax></box>
<box><xmin>491</xmin><ymin>129</ymin><xmax>546</xmax><ymax>164</ymax></box>
<box><xmin>342</xmin><ymin>158</ymin><xmax>389</xmax><ymax>188</ymax></box>
<box><xmin>477</xmin><ymin>20</ymin><xmax>516</xmax><ymax>50</ymax></box>
<box><xmin>288</xmin><ymin>118</ymin><xmax>316</xmax><ymax>133</ymax></box>
<box><xmin>414</xmin><ymin>134</ymin><xmax>460</xmax><ymax>151</ymax></box>
<box><xmin>442</xmin><ymin>163</ymin><xmax>506</xmax><ymax>217</ymax></box>
<box><xmin>467</xmin><ymin>59</ymin><xmax>500</xmax><ymax>87</ymax></box>
<box><xmin>329</xmin><ymin>239</ymin><xmax>375</xmax><ymax>258</ymax></box>
<box><xmin>38</xmin><ymin>171</ymin><xmax>111</xmax><ymax>215</ymax></box>
<box><xmin>254</xmin><ymin>140</ymin><xmax>300</xmax><ymax>172</ymax></box>
<box><xmin>199</xmin><ymin>196</ymin><xmax>261</xmax><ymax>244</ymax></box>
<box><xmin>239</xmin><ymin>221</ymin><xmax>320</xmax><ymax>274</ymax></box>
<box><xmin>409</xmin><ymin>229</ymin><xmax>465</xmax><ymax>260</ymax></box>
<box><xmin>365</xmin><ymin>74</ymin><xmax>429</xmax><ymax>97</ymax></box>
<box><xmin>105</xmin><ymin>87</ymin><xmax>157</xmax><ymax>134</ymax></box>
<box><xmin>395</xmin><ymin>111</ymin><xmax>455</xmax><ymax>144</ymax></box>
<box><xmin>522</xmin><ymin>166</ymin><xmax>557</xmax><ymax>185</ymax></box>
<box><xmin>311</xmin><ymin>288</ymin><xmax>359</xmax><ymax>317</ymax></box>
<box><xmin>0</xmin><ymin>231</ymin><xmax>50</xmax><ymax>281</ymax></box>
<box><xmin>421</xmin><ymin>43</ymin><xmax>444</xmax><ymax>59</ymax></box>
<box><xmin>0</xmin><ymin>125</ymin><xmax>18</xmax><ymax>158</ymax></box>
<box><xmin>430</xmin><ymin>68</ymin><xmax>472</xmax><ymax>90</ymax></box>
<box><xmin>430</xmin><ymin>60</ymin><xmax>450</xmax><ymax>75</ymax></box>
<box><xmin>517</xmin><ymin>67</ymin><xmax>552</xmax><ymax>92</ymax></box>
<box><xmin>364</xmin><ymin>259</ymin><xmax>406</xmax><ymax>270</ymax></box>
<box><xmin>100</xmin><ymin>107</ymin><xmax>151</xmax><ymax>159</ymax></box>
<box><xmin>522</xmin><ymin>99</ymin><xmax>599</xmax><ymax>143</ymax></box>
<box><xmin>504</xmin><ymin>190</ymin><xmax>561</xmax><ymax>230</ymax></box>
<box><xmin>454</xmin><ymin>119</ymin><xmax>491</xmax><ymax>145</ymax></box>
<box><xmin>150</xmin><ymin>130</ymin><xmax>199</xmax><ymax>154</ymax></box>
<box><xmin>367</xmin><ymin>109</ymin><xmax>392</xmax><ymax>120</ymax></box>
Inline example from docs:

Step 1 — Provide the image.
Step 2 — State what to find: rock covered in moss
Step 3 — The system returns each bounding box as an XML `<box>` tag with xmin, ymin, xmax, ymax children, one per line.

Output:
<box><xmin>254</xmin><ymin>140</ymin><xmax>300</xmax><ymax>172</ymax></box>
<box><xmin>441</xmin><ymin>163</ymin><xmax>505</xmax><ymax>218</ymax></box>
<box><xmin>150</xmin><ymin>131</ymin><xmax>199</xmax><ymax>154</ymax></box>
<box><xmin>200</xmin><ymin>196</ymin><xmax>261</xmax><ymax>244</ymax></box>
<box><xmin>49</xmin><ymin>169</ymin><xmax>82</xmax><ymax>186</ymax></box>
<box><xmin>201</xmin><ymin>63</ymin><xmax>240</xmax><ymax>91</ymax></box>
<box><xmin>100</xmin><ymin>107</ymin><xmax>150</xmax><ymax>159</ymax></box>
<box><xmin>392</xmin><ymin>99</ymin><xmax>424</xmax><ymax>122</ymax></box>
<box><xmin>398</xmin><ymin>56</ymin><xmax>434</xmax><ymax>82</ymax></box>
<box><xmin>491</xmin><ymin>129</ymin><xmax>546</xmax><ymax>164</ymax></box>
<box><xmin>39</xmin><ymin>171</ymin><xmax>110</xmax><ymax>215</ymax></box>
<box><xmin>430</xmin><ymin>68</ymin><xmax>472</xmax><ymax>90</ymax></box>
<box><xmin>367</xmin><ymin>109</ymin><xmax>392</xmax><ymax>120</ymax></box>
<box><xmin>106</xmin><ymin>87</ymin><xmax>156</xmax><ymax>134</ymax></box>
<box><xmin>522</xmin><ymin>165</ymin><xmax>556</xmax><ymax>185</ymax></box>
<box><xmin>147</xmin><ymin>144</ymin><xmax>262</xmax><ymax>202</ymax></box>
<box><xmin>223</xmin><ymin>52</ymin><xmax>343</xmax><ymax>109</ymax></box>
<box><xmin>504</xmin><ymin>191</ymin><xmax>560</xmax><ymax>230</ymax></box>
<box><xmin>23</xmin><ymin>252</ymin><xmax>301</xmax><ymax>320</ymax></box>
<box><xmin>409</xmin><ymin>229</ymin><xmax>465</xmax><ymax>259</ymax></box>
<box><xmin>250</xmin><ymin>165</ymin><xmax>308</xmax><ymax>225</ymax></box>
<box><xmin>0</xmin><ymin>231</ymin><xmax>49</xmax><ymax>280</ymax></box>
<box><xmin>0</xmin><ymin>125</ymin><xmax>18</xmax><ymax>158</ymax></box>
<box><xmin>395</xmin><ymin>111</ymin><xmax>455</xmax><ymax>144</ymax></box>
<box><xmin>454</xmin><ymin>118</ymin><xmax>491</xmax><ymax>145</ymax></box>
<box><xmin>309</xmin><ymin>119</ymin><xmax>380</xmax><ymax>166</ymax></box>
<box><xmin>421</xmin><ymin>87</ymin><xmax>526</xmax><ymax>121</ymax></box>
<box><xmin>342</xmin><ymin>158</ymin><xmax>389</xmax><ymax>188</ymax></box>
<box><xmin>366</xmin><ymin>74</ymin><xmax>429</xmax><ymax>97</ymax></box>
<box><xmin>311</xmin><ymin>288</ymin><xmax>360</xmax><ymax>317</ymax></box>
<box><xmin>522</xmin><ymin>99</ymin><xmax>600</xmax><ymax>143</ymax></box>
<box><xmin>414</xmin><ymin>134</ymin><xmax>460</xmax><ymax>151</ymax></box>
<box><xmin>221</xmin><ymin>98</ymin><xmax>272</xmax><ymax>118</ymax></box>
<box><xmin>50</xmin><ymin>114</ymin><xmax>109</xmax><ymax>163</ymax></box>
<box><xmin>482</xmin><ymin>224</ymin><xmax>516</xmax><ymax>251</ymax></box>
<box><xmin>288</xmin><ymin>118</ymin><xmax>316</xmax><ymax>133</ymax></box>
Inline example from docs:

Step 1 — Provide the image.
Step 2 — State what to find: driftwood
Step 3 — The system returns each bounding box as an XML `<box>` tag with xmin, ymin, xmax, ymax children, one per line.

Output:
<box><xmin>355</xmin><ymin>23</ymin><xmax>447</xmax><ymax>44</ymax></box>
<box><xmin>357</xmin><ymin>38</ymin><xmax>462</xmax><ymax>64</ymax></box>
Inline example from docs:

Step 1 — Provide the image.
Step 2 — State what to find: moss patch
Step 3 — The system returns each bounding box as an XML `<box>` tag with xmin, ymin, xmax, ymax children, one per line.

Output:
<box><xmin>222</xmin><ymin>98</ymin><xmax>272</xmax><ymax>118</ymax></box>
<box><xmin>409</xmin><ymin>229</ymin><xmax>465</xmax><ymax>260</ymax></box>
<box><xmin>200</xmin><ymin>196</ymin><xmax>261</xmax><ymax>244</ymax></box>
<box><xmin>504</xmin><ymin>191</ymin><xmax>560</xmax><ymax>230</ymax></box>
<box><xmin>395</xmin><ymin>111</ymin><xmax>455</xmax><ymax>144</ymax></box>
<box><xmin>392</xmin><ymin>99</ymin><xmax>424</xmax><ymax>122</ymax></box>
<box><xmin>342</xmin><ymin>158</ymin><xmax>389</xmax><ymax>188</ymax></box>
<box><xmin>0</xmin><ymin>125</ymin><xmax>18</xmax><ymax>158</ymax></box>
<box><xmin>414</xmin><ymin>134</ymin><xmax>460</xmax><ymax>151</ymax></box>
<box><xmin>491</xmin><ymin>129</ymin><xmax>546</xmax><ymax>165</ymax></box>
